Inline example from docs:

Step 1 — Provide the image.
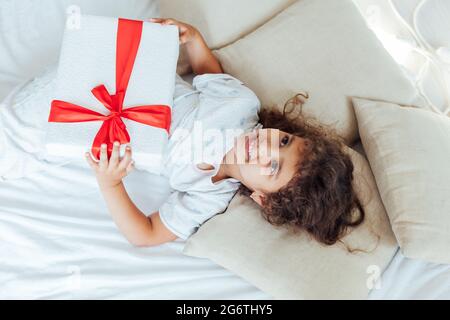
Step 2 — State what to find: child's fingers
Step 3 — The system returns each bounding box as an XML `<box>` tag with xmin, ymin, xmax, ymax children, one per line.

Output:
<box><xmin>99</xmin><ymin>144</ymin><xmax>108</xmax><ymax>170</ymax></box>
<box><xmin>149</xmin><ymin>18</ymin><xmax>164</xmax><ymax>24</ymax></box>
<box><xmin>85</xmin><ymin>152</ymin><xmax>98</xmax><ymax>171</ymax></box>
<box><xmin>109</xmin><ymin>141</ymin><xmax>120</xmax><ymax>168</ymax></box>
<box><xmin>161</xmin><ymin>18</ymin><xmax>175</xmax><ymax>25</ymax></box>
<box><xmin>149</xmin><ymin>18</ymin><xmax>174</xmax><ymax>25</ymax></box>
<box><xmin>149</xmin><ymin>18</ymin><xmax>183</xmax><ymax>36</ymax></box>
<box><xmin>179</xmin><ymin>33</ymin><xmax>189</xmax><ymax>44</ymax></box>
<box><xmin>119</xmin><ymin>145</ymin><xmax>133</xmax><ymax>170</ymax></box>
<box><xmin>159</xmin><ymin>18</ymin><xmax>179</xmax><ymax>27</ymax></box>
<box><xmin>126</xmin><ymin>161</ymin><xmax>135</xmax><ymax>174</ymax></box>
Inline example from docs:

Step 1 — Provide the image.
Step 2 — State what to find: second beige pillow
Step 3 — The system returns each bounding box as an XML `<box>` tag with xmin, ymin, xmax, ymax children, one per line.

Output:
<box><xmin>353</xmin><ymin>98</ymin><xmax>450</xmax><ymax>265</ymax></box>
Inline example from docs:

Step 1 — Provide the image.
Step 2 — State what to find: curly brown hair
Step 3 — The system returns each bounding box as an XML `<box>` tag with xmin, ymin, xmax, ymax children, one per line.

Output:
<box><xmin>239</xmin><ymin>94</ymin><xmax>365</xmax><ymax>246</ymax></box>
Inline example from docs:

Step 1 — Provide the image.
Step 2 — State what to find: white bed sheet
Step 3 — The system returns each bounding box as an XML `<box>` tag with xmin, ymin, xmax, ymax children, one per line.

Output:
<box><xmin>0</xmin><ymin>0</ymin><xmax>160</xmax><ymax>101</ymax></box>
<box><xmin>369</xmin><ymin>248</ymin><xmax>450</xmax><ymax>299</ymax></box>
<box><xmin>0</xmin><ymin>159</ymin><xmax>271</xmax><ymax>299</ymax></box>
<box><xmin>1</xmin><ymin>154</ymin><xmax>449</xmax><ymax>299</ymax></box>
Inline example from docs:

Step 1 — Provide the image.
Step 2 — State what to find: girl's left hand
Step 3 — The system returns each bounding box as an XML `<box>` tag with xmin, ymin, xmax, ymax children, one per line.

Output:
<box><xmin>86</xmin><ymin>142</ymin><xmax>134</xmax><ymax>189</ymax></box>
<box><xmin>149</xmin><ymin>17</ymin><xmax>200</xmax><ymax>44</ymax></box>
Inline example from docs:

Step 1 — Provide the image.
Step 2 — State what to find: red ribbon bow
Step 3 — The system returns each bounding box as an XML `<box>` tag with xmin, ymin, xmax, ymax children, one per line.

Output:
<box><xmin>49</xmin><ymin>18</ymin><xmax>171</xmax><ymax>160</ymax></box>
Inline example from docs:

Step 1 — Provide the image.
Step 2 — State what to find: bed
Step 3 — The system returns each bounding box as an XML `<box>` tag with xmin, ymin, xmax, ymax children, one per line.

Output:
<box><xmin>1</xmin><ymin>133</ymin><xmax>449</xmax><ymax>299</ymax></box>
<box><xmin>1</xmin><ymin>0</ymin><xmax>449</xmax><ymax>299</ymax></box>
<box><xmin>0</xmin><ymin>131</ymin><xmax>449</xmax><ymax>299</ymax></box>
<box><xmin>0</xmin><ymin>158</ymin><xmax>271</xmax><ymax>299</ymax></box>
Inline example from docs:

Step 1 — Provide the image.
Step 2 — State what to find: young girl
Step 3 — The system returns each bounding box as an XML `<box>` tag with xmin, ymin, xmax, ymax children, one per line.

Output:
<box><xmin>86</xmin><ymin>18</ymin><xmax>365</xmax><ymax>247</ymax></box>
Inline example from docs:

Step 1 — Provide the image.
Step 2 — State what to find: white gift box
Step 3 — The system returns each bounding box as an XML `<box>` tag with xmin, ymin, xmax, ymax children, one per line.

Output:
<box><xmin>45</xmin><ymin>15</ymin><xmax>179</xmax><ymax>174</ymax></box>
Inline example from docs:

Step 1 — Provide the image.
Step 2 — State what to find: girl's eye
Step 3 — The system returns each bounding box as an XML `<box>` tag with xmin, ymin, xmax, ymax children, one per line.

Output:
<box><xmin>270</xmin><ymin>159</ymin><xmax>279</xmax><ymax>175</ymax></box>
<box><xmin>281</xmin><ymin>135</ymin><xmax>290</xmax><ymax>146</ymax></box>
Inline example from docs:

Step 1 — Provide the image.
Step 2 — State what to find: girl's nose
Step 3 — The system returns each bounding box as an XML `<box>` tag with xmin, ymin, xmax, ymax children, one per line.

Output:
<box><xmin>259</xmin><ymin>129</ymin><xmax>280</xmax><ymax>160</ymax></box>
<box><xmin>258</xmin><ymin>153</ymin><xmax>272</xmax><ymax>167</ymax></box>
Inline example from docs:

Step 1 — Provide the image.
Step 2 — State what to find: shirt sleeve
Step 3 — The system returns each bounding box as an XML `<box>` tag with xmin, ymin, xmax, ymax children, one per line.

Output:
<box><xmin>158</xmin><ymin>189</ymin><xmax>234</xmax><ymax>240</ymax></box>
<box><xmin>192</xmin><ymin>73</ymin><xmax>260</xmax><ymax>104</ymax></box>
<box><xmin>191</xmin><ymin>73</ymin><xmax>261</xmax><ymax>134</ymax></box>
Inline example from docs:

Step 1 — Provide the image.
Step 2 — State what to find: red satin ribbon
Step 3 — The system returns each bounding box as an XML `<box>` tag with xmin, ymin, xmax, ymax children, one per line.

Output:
<box><xmin>49</xmin><ymin>18</ymin><xmax>171</xmax><ymax>160</ymax></box>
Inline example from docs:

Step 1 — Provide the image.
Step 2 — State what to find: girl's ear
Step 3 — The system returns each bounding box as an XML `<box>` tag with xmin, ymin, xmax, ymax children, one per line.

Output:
<box><xmin>250</xmin><ymin>191</ymin><xmax>266</xmax><ymax>207</ymax></box>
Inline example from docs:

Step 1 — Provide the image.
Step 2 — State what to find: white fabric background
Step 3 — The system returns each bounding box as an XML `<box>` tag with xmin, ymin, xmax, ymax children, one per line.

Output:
<box><xmin>0</xmin><ymin>160</ymin><xmax>270</xmax><ymax>299</ymax></box>
<box><xmin>0</xmin><ymin>0</ymin><xmax>160</xmax><ymax>100</ymax></box>
<box><xmin>353</xmin><ymin>0</ymin><xmax>450</xmax><ymax>115</ymax></box>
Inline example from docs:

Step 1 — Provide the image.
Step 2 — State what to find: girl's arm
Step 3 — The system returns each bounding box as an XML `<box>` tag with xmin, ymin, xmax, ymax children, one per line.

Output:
<box><xmin>150</xmin><ymin>18</ymin><xmax>223</xmax><ymax>75</ymax></box>
<box><xmin>86</xmin><ymin>142</ymin><xmax>177</xmax><ymax>247</ymax></box>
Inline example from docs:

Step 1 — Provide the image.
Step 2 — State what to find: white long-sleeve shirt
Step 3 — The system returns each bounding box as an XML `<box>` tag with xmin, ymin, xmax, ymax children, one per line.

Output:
<box><xmin>159</xmin><ymin>73</ymin><xmax>260</xmax><ymax>239</ymax></box>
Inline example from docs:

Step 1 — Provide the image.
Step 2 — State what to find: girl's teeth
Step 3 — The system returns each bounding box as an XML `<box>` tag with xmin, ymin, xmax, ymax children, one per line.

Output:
<box><xmin>249</xmin><ymin>136</ymin><xmax>256</xmax><ymax>159</ymax></box>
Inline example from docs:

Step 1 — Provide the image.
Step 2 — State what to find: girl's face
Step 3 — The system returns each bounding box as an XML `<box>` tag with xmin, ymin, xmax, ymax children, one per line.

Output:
<box><xmin>232</xmin><ymin>128</ymin><xmax>306</xmax><ymax>204</ymax></box>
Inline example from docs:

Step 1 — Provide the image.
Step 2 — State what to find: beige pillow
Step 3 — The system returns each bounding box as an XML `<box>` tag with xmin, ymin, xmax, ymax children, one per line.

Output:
<box><xmin>183</xmin><ymin>147</ymin><xmax>398</xmax><ymax>299</ymax></box>
<box><xmin>214</xmin><ymin>0</ymin><xmax>425</xmax><ymax>143</ymax></box>
<box><xmin>160</xmin><ymin>0</ymin><xmax>295</xmax><ymax>75</ymax></box>
<box><xmin>160</xmin><ymin>0</ymin><xmax>295</xmax><ymax>48</ymax></box>
<box><xmin>353</xmin><ymin>98</ymin><xmax>450</xmax><ymax>265</ymax></box>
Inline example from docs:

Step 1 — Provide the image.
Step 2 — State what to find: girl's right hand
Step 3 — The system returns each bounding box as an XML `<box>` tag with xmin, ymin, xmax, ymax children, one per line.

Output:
<box><xmin>149</xmin><ymin>18</ymin><xmax>200</xmax><ymax>44</ymax></box>
<box><xmin>85</xmin><ymin>142</ymin><xmax>134</xmax><ymax>190</ymax></box>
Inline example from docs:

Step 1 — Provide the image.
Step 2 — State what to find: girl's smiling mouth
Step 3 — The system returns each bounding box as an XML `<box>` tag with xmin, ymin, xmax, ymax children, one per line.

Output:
<box><xmin>246</xmin><ymin>131</ymin><xmax>258</xmax><ymax>162</ymax></box>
